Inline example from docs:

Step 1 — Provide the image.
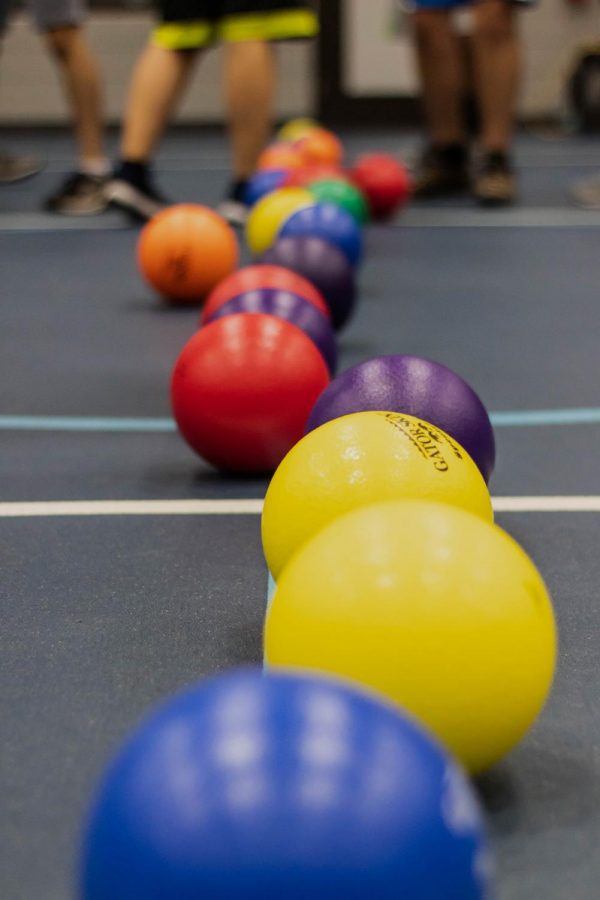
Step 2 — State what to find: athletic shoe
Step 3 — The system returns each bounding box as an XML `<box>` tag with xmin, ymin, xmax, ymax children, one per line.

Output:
<box><xmin>215</xmin><ymin>197</ymin><xmax>250</xmax><ymax>227</ymax></box>
<box><xmin>472</xmin><ymin>151</ymin><xmax>516</xmax><ymax>206</ymax></box>
<box><xmin>412</xmin><ymin>144</ymin><xmax>470</xmax><ymax>198</ymax></box>
<box><xmin>570</xmin><ymin>174</ymin><xmax>600</xmax><ymax>210</ymax></box>
<box><xmin>216</xmin><ymin>179</ymin><xmax>250</xmax><ymax>227</ymax></box>
<box><xmin>104</xmin><ymin>167</ymin><xmax>169</xmax><ymax>222</ymax></box>
<box><xmin>0</xmin><ymin>151</ymin><xmax>44</xmax><ymax>183</ymax></box>
<box><xmin>45</xmin><ymin>172</ymin><xmax>109</xmax><ymax>215</ymax></box>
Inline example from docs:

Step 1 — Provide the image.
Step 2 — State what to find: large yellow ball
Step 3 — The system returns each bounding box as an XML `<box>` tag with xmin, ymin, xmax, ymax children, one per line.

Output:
<box><xmin>264</xmin><ymin>499</ymin><xmax>557</xmax><ymax>773</ymax></box>
<box><xmin>262</xmin><ymin>411</ymin><xmax>493</xmax><ymax>578</ymax></box>
<box><xmin>277</xmin><ymin>118</ymin><xmax>320</xmax><ymax>143</ymax></box>
<box><xmin>245</xmin><ymin>187</ymin><xmax>313</xmax><ymax>255</ymax></box>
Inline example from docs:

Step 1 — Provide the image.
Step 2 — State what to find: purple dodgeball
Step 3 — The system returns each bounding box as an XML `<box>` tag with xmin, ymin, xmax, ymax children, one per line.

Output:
<box><xmin>306</xmin><ymin>354</ymin><xmax>496</xmax><ymax>482</ymax></box>
<box><xmin>259</xmin><ymin>236</ymin><xmax>356</xmax><ymax>332</ymax></box>
<box><xmin>205</xmin><ymin>287</ymin><xmax>337</xmax><ymax>374</ymax></box>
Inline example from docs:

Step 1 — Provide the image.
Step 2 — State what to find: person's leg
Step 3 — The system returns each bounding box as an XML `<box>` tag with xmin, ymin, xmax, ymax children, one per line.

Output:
<box><xmin>413</xmin><ymin>9</ymin><xmax>465</xmax><ymax>147</ymax></box>
<box><xmin>119</xmin><ymin>44</ymin><xmax>198</xmax><ymax>162</ymax></box>
<box><xmin>106</xmin><ymin>40</ymin><xmax>200</xmax><ymax>220</ymax></box>
<box><xmin>471</xmin><ymin>0</ymin><xmax>519</xmax><ymax>153</ymax></box>
<box><xmin>223</xmin><ymin>39</ymin><xmax>276</xmax><ymax>182</ymax></box>
<box><xmin>0</xmin><ymin>2</ymin><xmax>45</xmax><ymax>182</ymax></box>
<box><xmin>216</xmin><ymin>0</ymin><xmax>317</xmax><ymax>223</ymax></box>
<box><xmin>470</xmin><ymin>0</ymin><xmax>519</xmax><ymax>203</ymax></box>
<box><xmin>44</xmin><ymin>25</ymin><xmax>106</xmax><ymax>167</ymax></box>
<box><xmin>411</xmin><ymin>7</ymin><xmax>470</xmax><ymax>196</ymax></box>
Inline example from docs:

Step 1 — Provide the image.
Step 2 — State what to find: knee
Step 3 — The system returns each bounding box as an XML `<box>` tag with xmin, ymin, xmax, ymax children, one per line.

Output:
<box><xmin>45</xmin><ymin>25</ymin><xmax>79</xmax><ymax>62</ymax></box>
<box><xmin>474</xmin><ymin>0</ymin><xmax>515</xmax><ymax>43</ymax></box>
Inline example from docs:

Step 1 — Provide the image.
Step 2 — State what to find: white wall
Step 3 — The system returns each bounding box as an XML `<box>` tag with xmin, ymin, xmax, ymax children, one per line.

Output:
<box><xmin>0</xmin><ymin>12</ymin><xmax>314</xmax><ymax>123</ymax></box>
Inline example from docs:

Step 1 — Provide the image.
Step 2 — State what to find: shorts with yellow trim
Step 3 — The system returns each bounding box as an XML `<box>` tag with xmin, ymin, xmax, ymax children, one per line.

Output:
<box><xmin>153</xmin><ymin>0</ymin><xmax>318</xmax><ymax>51</ymax></box>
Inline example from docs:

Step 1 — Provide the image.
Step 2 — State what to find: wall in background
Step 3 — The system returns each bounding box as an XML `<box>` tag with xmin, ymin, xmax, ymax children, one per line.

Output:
<box><xmin>0</xmin><ymin>13</ymin><xmax>314</xmax><ymax>124</ymax></box>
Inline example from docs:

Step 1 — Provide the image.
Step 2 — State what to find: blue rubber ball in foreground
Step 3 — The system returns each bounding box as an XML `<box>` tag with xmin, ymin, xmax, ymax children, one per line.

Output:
<box><xmin>80</xmin><ymin>668</ymin><xmax>491</xmax><ymax>900</ymax></box>
<box><xmin>279</xmin><ymin>202</ymin><xmax>363</xmax><ymax>266</ymax></box>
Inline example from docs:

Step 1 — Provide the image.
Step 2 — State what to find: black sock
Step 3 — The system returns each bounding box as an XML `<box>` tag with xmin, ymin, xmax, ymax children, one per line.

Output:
<box><xmin>435</xmin><ymin>143</ymin><xmax>468</xmax><ymax>166</ymax></box>
<box><xmin>114</xmin><ymin>160</ymin><xmax>151</xmax><ymax>188</ymax></box>
<box><xmin>228</xmin><ymin>179</ymin><xmax>249</xmax><ymax>203</ymax></box>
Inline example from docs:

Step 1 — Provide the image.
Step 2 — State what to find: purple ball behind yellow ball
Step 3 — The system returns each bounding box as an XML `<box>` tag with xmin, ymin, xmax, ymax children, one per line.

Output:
<box><xmin>306</xmin><ymin>355</ymin><xmax>496</xmax><ymax>482</ymax></box>
<box><xmin>259</xmin><ymin>236</ymin><xmax>356</xmax><ymax>331</ymax></box>
<box><xmin>206</xmin><ymin>288</ymin><xmax>337</xmax><ymax>374</ymax></box>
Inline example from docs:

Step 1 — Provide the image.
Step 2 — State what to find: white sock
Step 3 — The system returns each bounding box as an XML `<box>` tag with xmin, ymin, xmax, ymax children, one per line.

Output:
<box><xmin>78</xmin><ymin>158</ymin><xmax>111</xmax><ymax>178</ymax></box>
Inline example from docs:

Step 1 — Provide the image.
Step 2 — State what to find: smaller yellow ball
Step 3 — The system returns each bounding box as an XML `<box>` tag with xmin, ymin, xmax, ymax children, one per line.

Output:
<box><xmin>246</xmin><ymin>188</ymin><xmax>313</xmax><ymax>256</ymax></box>
<box><xmin>262</xmin><ymin>410</ymin><xmax>493</xmax><ymax>578</ymax></box>
<box><xmin>277</xmin><ymin>118</ymin><xmax>320</xmax><ymax>143</ymax></box>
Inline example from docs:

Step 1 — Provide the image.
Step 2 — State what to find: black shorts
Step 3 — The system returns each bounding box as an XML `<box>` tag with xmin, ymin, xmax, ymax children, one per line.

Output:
<box><xmin>153</xmin><ymin>0</ymin><xmax>318</xmax><ymax>50</ymax></box>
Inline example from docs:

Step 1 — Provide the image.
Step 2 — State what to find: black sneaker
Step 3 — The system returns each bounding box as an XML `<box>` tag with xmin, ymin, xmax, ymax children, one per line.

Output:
<box><xmin>45</xmin><ymin>172</ymin><xmax>109</xmax><ymax>215</ymax></box>
<box><xmin>216</xmin><ymin>179</ymin><xmax>250</xmax><ymax>227</ymax></box>
<box><xmin>472</xmin><ymin>151</ymin><xmax>516</xmax><ymax>206</ymax></box>
<box><xmin>105</xmin><ymin>163</ymin><xmax>170</xmax><ymax>222</ymax></box>
<box><xmin>0</xmin><ymin>151</ymin><xmax>44</xmax><ymax>184</ymax></box>
<box><xmin>412</xmin><ymin>143</ymin><xmax>470</xmax><ymax>198</ymax></box>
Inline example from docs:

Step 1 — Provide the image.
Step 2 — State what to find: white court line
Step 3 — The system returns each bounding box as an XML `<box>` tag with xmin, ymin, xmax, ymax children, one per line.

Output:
<box><xmin>493</xmin><ymin>496</ymin><xmax>600</xmax><ymax>512</ymax></box>
<box><xmin>397</xmin><ymin>207</ymin><xmax>600</xmax><ymax>228</ymax></box>
<box><xmin>0</xmin><ymin>499</ymin><xmax>264</xmax><ymax>517</ymax></box>
<box><xmin>0</xmin><ymin>213</ymin><xmax>127</xmax><ymax>232</ymax></box>
<box><xmin>0</xmin><ymin>497</ymin><xmax>600</xmax><ymax>518</ymax></box>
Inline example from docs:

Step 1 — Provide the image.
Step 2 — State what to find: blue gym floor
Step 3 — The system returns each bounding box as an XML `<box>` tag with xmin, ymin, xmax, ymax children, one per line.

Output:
<box><xmin>2</xmin><ymin>128</ymin><xmax>600</xmax><ymax>900</ymax></box>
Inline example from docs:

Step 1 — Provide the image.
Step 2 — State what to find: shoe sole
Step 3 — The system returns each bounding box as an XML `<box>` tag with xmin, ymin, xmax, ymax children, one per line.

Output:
<box><xmin>215</xmin><ymin>200</ymin><xmax>249</xmax><ymax>228</ymax></box>
<box><xmin>104</xmin><ymin>180</ymin><xmax>165</xmax><ymax>222</ymax></box>
<box><xmin>473</xmin><ymin>194</ymin><xmax>515</xmax><ymax>207</ymax></box>
<box><xmin>0</xmin><ymin>165</ymin><xmax>45</xmax><ymax>184</ymax></box>
<box><xmin>46</xmin><ymin>202</ymin><xmax>110</xmax><ymax>217</ymax></box>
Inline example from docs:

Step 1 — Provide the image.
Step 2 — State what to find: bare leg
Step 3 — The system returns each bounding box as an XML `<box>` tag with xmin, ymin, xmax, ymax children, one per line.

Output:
<box><xmin>120</xmin><ymin>43</ymin><xmax>199</xmax><ymax>161</ymax></box>
<box><xmin>45</xmin><ymin>26</ymin><xmax>105</xmax><ymax>165</ymax></box>
<box><xmin>413</xmin><ymin>10</ymin><xmax>466</xmax><ymax>145</ymax></box>
<box><xmin>223</xmin><ymin>40</ymin><xmax>276</xmax><ymax>180</ymax></box>
<box><xmin>471</xmin><ymin>0</ymin><xmax>519</xmax><ymax>152</ymax></box>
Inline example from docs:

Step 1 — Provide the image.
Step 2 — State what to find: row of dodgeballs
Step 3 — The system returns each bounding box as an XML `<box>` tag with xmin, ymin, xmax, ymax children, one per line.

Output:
<box><xmin>138</xmin><ymin>122</ymin><xmax>407</xmax><ymax>472</ymax></box>
<box><xmin>78</xmin><ymin>355</ymin><xmax>559</xmax><ymax>900</ymax></box>
<box><xmin>78</xmin><ymin>124</ymin><xmax>557</xmax><ymax>899</ymax></box>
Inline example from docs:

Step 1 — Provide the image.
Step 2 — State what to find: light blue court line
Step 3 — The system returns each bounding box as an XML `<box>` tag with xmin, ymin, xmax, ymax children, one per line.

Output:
<box><xmin>0</xmin><ymin>415</ymin><xmax>176</xmax><ymax>432</ymax></box>
<box><xmin>490</xmin><ymin>407</ymin><xmax>600</xmax><ymax>426</ymax></box>
<box><xmin>267</xmin><ymin>571</ymin><xmax>276</xmax><ymax>612</ymax></box>
<box><xmin>2</xmin><ymin>407</ymin><xmax>600</xmax><ymax>433</ymax></box>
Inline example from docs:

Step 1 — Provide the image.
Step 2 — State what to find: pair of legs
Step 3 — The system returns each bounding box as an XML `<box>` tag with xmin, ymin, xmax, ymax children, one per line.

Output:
<box><xmin>414</xmin><ymin>0</ymin><xmax>520</xmax><ymax>154</ymax></box>
<box><xmin>120</xmin><ymin>39</ymin><xmax>276</xmax><ymax>183</ymax></box>
<box><xmin>107</xmin><ymin>1</ymin><xmax>318</xmax><ymax>221</ymax></box>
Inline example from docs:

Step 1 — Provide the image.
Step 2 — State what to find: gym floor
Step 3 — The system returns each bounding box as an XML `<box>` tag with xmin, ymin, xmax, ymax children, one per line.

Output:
<box><xmin>2</xmin><ymin>128</ymin><xmax>600</xmax><ymax>900</ymax></box>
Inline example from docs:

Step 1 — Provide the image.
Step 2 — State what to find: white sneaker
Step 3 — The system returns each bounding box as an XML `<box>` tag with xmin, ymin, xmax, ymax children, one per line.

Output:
<box><xmin>571</xmin><ymin>174</ymin><xmax>600</xmax><ymax>210</ymax></box>
<box><xmin>216</xmin><ymin>198</ymin><xmax>250</xmax><ymax>228</ymax></box>
<box><xmin>104</xmin><ymin>177</ymin><xmax>168</xmax><ymax>222</ymax></box>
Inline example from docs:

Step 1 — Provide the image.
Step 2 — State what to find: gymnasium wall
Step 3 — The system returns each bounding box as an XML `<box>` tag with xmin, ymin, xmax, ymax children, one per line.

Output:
<box><xmin>0</xmin><ymin>0</ymin><xmax>598</xmax><ymax>124</ymax></box>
